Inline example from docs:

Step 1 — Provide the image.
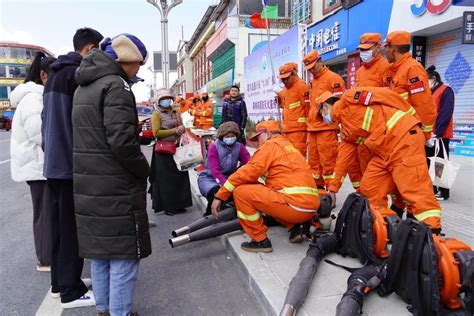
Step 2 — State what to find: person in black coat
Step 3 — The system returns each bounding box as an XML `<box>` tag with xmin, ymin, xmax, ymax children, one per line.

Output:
<box><xmin>72</xmin><ymin>34</ymin><xmax>151</xmax><ymax>316</ymax></box>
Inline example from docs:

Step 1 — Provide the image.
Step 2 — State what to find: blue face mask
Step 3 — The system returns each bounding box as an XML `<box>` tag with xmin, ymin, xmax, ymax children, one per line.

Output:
<box><xmin>223</xmin><ymin>137</ymin><xmax>237</xmax><ymax>146</ymax></box>
<box><xmin>159</xmin><ymin>99</ymin><xmax>173</xmax><ymax>108</ymax></box>
<box><xmin>322</xmin><ymin>112</ymin><xmax>333</xmax><ymax>124</ymax></box>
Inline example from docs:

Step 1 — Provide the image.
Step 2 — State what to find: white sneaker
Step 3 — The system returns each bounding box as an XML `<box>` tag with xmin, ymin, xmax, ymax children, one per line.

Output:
<box><xmin>36</xmin><ymin>264</ymin><xmax>51</xmax><ymax>272</ymax></box>
<box><xmin>51</xmin><ymin>279</ymin><xmax>92</xmax><ymax>299</ymax></box>
<box><xmin>61</xmin><ymin>290</ymin><xmax>96</xmax><ymax>309</ymax></box>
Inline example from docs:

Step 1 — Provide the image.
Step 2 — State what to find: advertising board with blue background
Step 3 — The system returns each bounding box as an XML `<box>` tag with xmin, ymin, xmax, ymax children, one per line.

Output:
<box><xmin>243</xmin><ymin>25</ymin><xmax>304</xmax><ymax>123</ymax></box>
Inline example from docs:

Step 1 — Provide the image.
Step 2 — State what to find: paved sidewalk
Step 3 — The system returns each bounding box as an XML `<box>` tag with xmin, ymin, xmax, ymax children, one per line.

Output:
<box><xmin>188</xmin><ymin>155</ymin><xmax>473</xmax><ymax>316</ymax></box>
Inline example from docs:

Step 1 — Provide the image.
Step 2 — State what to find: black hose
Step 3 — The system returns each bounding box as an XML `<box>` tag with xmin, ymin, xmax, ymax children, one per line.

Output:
<box><xmin>171</xmin><ymin>207</ymin><xmax>236</xmax><ymax>237</ymax></box>
<box><xmin>169</xmin><ymin>220</ymin><xmax>242</xmax><ymax>248</ymax></box>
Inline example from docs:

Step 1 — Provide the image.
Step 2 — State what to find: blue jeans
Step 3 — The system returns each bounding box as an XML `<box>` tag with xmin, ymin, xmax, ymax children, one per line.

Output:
<box><xmin>91</xmin><ymin>259</ymin><xmax>140</xmax><ymax>316</ymax></box>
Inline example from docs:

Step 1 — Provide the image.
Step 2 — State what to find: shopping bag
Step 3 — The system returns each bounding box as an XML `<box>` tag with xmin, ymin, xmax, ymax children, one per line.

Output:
<box><xmin>181</xmin><ymin>111</ymin><xmax>194</xmax><ymax>128</ymax></box>
<box><xmin>428</xmin><ymin>139</ymin><xmax>460</xmax><ymax>189</ymax></box>
<box><xmin>173</xmin><ymin>136</ymin><xmax>204</xmax><ymax>171</ymax></box>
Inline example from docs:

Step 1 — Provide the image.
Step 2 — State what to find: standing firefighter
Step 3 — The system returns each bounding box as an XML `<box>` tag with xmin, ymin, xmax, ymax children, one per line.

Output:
<box><xmin>276</xmin><ymin>62</ymin><xmax>310</xmax><ymax>156</ymax></box>
<box><xmin>320</xmin><ymin>87</ymin><xmax>442</xmax><ymax>232</ymax></box>
<box><xmin>191</xmin><ymin>93</ymin><xmax>202</xmax><ymax>128</ymax></box>
<box><xmin>199</xmin><ymin>92</ymin><xmax>214</xmax><ymax>129</ymax></box>
<box><xmin>354</xmin><ymin>33</ymin><xmax>390</xmax><ymax>88</ymax></box>
<box><xmin>211</xmin><ymin>120</ymin><xmax>320</xmax><ymax>253</ymax></box>
<box><xmin>303</xmin><ymin>51</ymin><xmax>344</xmax><ymax>188</ymax></box>
<box><xmin>384</xmin><ymin>31</ymin><xmax>437</xmax><ymax>140</ymax></box>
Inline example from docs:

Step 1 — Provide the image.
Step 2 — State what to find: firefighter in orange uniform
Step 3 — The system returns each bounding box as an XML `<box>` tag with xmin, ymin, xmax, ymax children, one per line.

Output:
<box><xmin>211</xmin><ymin>120</ymin><xmax>320</xmax><ymax>253</ymax></box>
<box><xmin>191</xmin><ymin>93</ymin><xmax>202</xmax><ymax>128</ymax></box>
<box><xmin>276</xmin><ymin>62</ymin><xmax>309</xmax><ymax>156</ymax></box>
<box><xmin>320</xmin><ymin>87</ymin><xmax>442</xmax><ymax>232</ymax></box>
<box><xmin>177</xmin><ymin>96</ymin><xmax>191</xmax><ymax>114</ymax></box>
<box><xmin>354</xmin><ymin>33</ymin><xmax>390</xmax><ymax>88</ymax></box>
<box><xmin>303</xmin><ymin>50</ymin><xmax>344</xmax><ymax>188</ymax></box>
<box><xmin>199</xmin><ymin>92</ymin><xmax>214</xmax><ymax>129</ymax></box>
<box><xmin>384</xmin><ymin>31</ymin><xmax>437</xmax><ymax>140</ymax></box>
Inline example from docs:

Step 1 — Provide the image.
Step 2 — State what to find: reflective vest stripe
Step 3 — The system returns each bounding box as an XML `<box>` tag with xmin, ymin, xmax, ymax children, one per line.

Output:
<box><xmin>400</xmin><ymin>92</ymin><xmax>409</xmax><ymax>100</ymax></box>
<box><xmin>288</xmin><ymin>203</ymin><xmax>318</xmax><ymax>213</ymax></box>
<box><xmin>322</xmin><ymin>174</ymin><xmax>335</xmax><ymax>180</ymax></box>
<box><xmin>421</xmin><ymin>124</ymin><xmax>433</xmax><ymax>132</ymax></box>
<box><xmin>362</xmin><ymin>107</ymin><xmax>374</xmax><ymax>131</ymax></box>
<box><xmin>340</xmin><ymin>176</ymin><xmax>345</xmax><ymax>183</ymax></box>
<box><xmin>297</xmin><ymin>117</ymin><xmax>307</xmax><ymax>123</ymax></box>
<box><xmin>386</xmin><ymin>110</ymin><xmax>406</xmax><ymax>131</ymax></box>
<box><xmin>279</xmin><ymin>187</ymin><xmax>318</xmax><ymax>195</ymax></box>
<box><xmin>414</xmin><ymin>209</ymin><xmax>441</xmax><ymax>222</ymax></box>
<box><xmin>204</xmin><ymin>119</ymin><xmax>213</xmax><ymax>122</ymax></box>
<box><xmin>352</xmin><ymin>181</ymin><xmax>360</xmax><ymax>188</ymax></box>
<box><xmin>312</xmin><ymin>173</ymin><xmax>320</xmax><ymax>180</ymax></box>
<box><xmin>289</xmin><ymin>101</ymin><xmax>301</xmax><ymax>109</ymax></box>
<box><xmin>223</xmin><ymin>180</ymin><xmax>235</xmax><ymax>192</ymax></box>
<box><xmin>407</xmin><ymin>106</ymin><xmax>416</xmax><ymax>115</ymax></box>
<box><xmin>237</xmin><ymin>210</ymin><xmax>261</xmax><ymax>222</ymax></box>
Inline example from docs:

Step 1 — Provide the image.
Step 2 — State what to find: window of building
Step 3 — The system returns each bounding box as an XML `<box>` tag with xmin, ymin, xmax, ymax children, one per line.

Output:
<box><xmin>9</xmin><ymin>66</ymin><xmax>28</xmax><ymax>78</ymax></box>
<box><xmin>291</xmin><ymin>0</ymin><xmax>311</xmax><ymax>25</ymax></box>
<box><xmin>323</xmin><ymin>0</ymin><xmax>341</xmax><ymax>15</ymax></box>
<box><xmin>0</xmin><ymin>65</ymin><xmax>6</xmax><ymax>78</ymax></box>
<box><xmin>0</xmin><ymin>86</ymin><xmax>8</xmax><ymax>99</ymax></box>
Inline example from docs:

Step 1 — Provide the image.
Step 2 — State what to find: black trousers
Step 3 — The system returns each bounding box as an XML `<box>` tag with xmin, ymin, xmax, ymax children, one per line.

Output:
<box><xmin>426</xmin><ymin>138</ymin><xmax>450</xmax><ymax>199</ymax></box>
<box><xmin>47</xmin><ymin>179</ymin><xmax>88</xmax><ymax>303</ymax></box>
<box><xmin>27</xmin><ymin>180</ymin><xmax>51</xmax><ymax>266</ymax></box>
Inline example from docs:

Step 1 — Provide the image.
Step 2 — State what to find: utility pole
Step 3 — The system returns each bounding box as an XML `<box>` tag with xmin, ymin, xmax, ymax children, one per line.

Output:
<box><xmin>147</xmin><ymin>0</ymin><xmax>183</xmax><ymax>88</ymax></box>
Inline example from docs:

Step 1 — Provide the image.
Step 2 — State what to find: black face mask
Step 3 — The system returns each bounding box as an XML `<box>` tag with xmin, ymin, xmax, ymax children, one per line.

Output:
<box><xmin>193</xmin><ymin>98</ymin><xmax>199</xmax><ymax>103</ymax></box>
<box><xmin>202</xmin><ymin>96</ymin><xmax>209</xmax><ymax>102</ymax></box>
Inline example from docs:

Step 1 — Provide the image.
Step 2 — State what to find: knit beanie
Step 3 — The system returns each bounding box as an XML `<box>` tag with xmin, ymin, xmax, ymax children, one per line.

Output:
<box><xmin>100</xmin><ymin>34</ymin><xmax>148</xmax><ymax>65</ymax></box>
<box><xmin>217</xmin><ymin>122</ymin><xmax>240</xmax><ymax>139</ymax></box>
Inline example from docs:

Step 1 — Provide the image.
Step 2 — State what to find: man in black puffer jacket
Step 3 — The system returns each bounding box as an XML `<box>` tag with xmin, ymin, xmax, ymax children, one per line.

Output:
<box><xmin>72</xmin><ymin>34</ymin><xmax>150</xmax><ymax>315</ymax></box>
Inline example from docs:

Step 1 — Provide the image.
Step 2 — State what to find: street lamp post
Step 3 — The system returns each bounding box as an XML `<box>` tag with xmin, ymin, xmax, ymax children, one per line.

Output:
<box><xmin>147</xmin><ymin>0</ymin><xmax>183</xmax><ymax>88</ymax></box>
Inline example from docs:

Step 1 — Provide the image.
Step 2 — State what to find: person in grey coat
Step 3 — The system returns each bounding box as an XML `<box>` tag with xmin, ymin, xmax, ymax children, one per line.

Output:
<box><xmin>72</xmin><ymin>33</ymin><xmax>151</xmax><ymax>316</ymax></box>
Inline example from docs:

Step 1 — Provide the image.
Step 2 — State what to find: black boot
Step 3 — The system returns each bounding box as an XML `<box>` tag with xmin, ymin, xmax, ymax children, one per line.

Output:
<box><xmin>288</xmin><ymin>224</ymin><xmax>305</xmax><ymax>243</ymax></box>
<box><xmin>241</xmin><ymin>238</ymin><xmax>273</xmax><ymax>253</ymax></box>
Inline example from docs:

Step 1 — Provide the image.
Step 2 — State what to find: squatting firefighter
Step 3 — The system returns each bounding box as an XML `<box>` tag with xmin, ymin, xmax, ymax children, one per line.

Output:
<box><xmin>276</xmin><ymin>62</ymin><xmax>309</xmax><ymax>156</ymax></box>
<box><xmin>211</xmin><ymin>120</ymin><xmax>320</xmax><ymax>253</ymax></box>
<box><xmin>191</xmin><ymin>93</ymin><xmax>202</xmax><ymax>128</ymax></box>
<box><xmin>199</xmin><ymin>92</ymin><xmax>214</xmax><ymax>129</ymax></box>
<box><xmin>303</xmin><ymin>50</ymin><xmax>344</xmax><ymax>189</ymax></box>
<box><xmin>320</xmin><ymin>87</ymin><xmax>442</xmax><ymax>231</ymax></box>
<box><xmin>384</xmin><ymin>31</ymin><xmax>437</xmax><ymax>140</ymax></box>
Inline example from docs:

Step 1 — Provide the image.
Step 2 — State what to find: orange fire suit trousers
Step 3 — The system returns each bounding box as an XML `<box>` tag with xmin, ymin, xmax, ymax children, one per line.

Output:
<box><xmin>233</xmin><ymin>184</ymin><xmax>316</xmax><ymax>242</ymax></box>
<box><xmin>284</xmin><ymin>131</ymin><xmax>307</xmax><ymax>157</ymax></box>
<box><xmin>360</xmin><ymin>129</ymin><xmax>441</xmax><ymax>228</ymax></box>
<box><xmin>308</xmin><ymin>131</ymin><xmax>338</xmax><ymax>187</ymax></box>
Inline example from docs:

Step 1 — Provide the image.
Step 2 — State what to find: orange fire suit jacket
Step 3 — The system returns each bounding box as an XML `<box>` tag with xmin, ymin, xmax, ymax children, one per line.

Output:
<box><xmin>308</xmin><ymin>67</ymin><xmax>345</xmax><ymax>132</ymax></box>
<box><xmin>199</xmin><ymin>100</ymin><xmax>214</xmax><ymax>129</ymax></box>
<box><xmin>191</xmin><ymin>101</ymin><xmax>202</xmax><ymax>128</ymax></box>
<box><xmin>216</xmin><ymin>135</ymin><xmax>320</xmax><ymax>211</ymax></box>
<box><xmin>386</xmin><ymin>52</ymin><xmax>437</xmax><ymax>139</ymax></box>
<box><xmin>277</xmin><ymin>77</ymin><xmax>310</xmax><ymax>133</ymax></box>
<box><xmin>353</xmin><ymin>54</ymin><xmax>390</xmax><ymax>88</ymax></box>
<box><xmin>328</xmin><ymin>87</ymin><xmax>420</xmax><ymax>193</ymax></box>
<box><xmin>178</xmin><ymin>99</ymin><xmax>192</xmax><ymax>114</ymax></box>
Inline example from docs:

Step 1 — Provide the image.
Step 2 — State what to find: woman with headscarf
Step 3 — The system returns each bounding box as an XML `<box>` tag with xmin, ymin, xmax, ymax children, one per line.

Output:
<box><xmin>198</xmin><ymin>122</ymin><xmax>251</xmax><ymax>216</ymax></box>
<box><xmin>149</xmin><ymin>88</ymin><xmax>192</xmax><ymax>215</ymax></box>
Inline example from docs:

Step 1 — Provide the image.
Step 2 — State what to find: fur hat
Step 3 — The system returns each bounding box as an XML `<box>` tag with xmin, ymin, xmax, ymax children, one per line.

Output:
<box><xmin>101</xmin><ymin>34</ymin><xmax>148</xmax><ymax>65</ymax></box>
<box><xmin>217</xmin><ymin>122</ymin><xmax>240</xmax><ymax>139</ymax></box>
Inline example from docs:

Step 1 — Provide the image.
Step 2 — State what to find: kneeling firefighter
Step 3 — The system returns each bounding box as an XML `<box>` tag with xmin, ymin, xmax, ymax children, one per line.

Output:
<box><xmin>320</xmin><ymin>87</ymin><xmax>442</xmax><ymax>231</ymax></box>
<box><xmin>211</xmin><ymin>120</ymin><xmax>320</xmax><ymax>253</ymax></box>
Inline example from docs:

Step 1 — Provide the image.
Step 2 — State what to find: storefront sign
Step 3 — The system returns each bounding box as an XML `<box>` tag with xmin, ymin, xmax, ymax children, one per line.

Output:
<box><xmin>244</xmin><ymin>26</ymin><xmax>303</xmax><ymax>123</ymax></box>
<box><xmin>411</xmin><ymin>0</ymin><xmax>452</xmax><ymax>16</ymax></box>
<box><xmin>206</xmin><ymin>68</ymin><xmax>234</xmax><ymax>93</ymax></box>
<box><xmin>412</xmin><ymin>36</ymin><xmax>427</xmax><ymax>66</ymax></box>
<box><xmin>346</xmin><ymin>53</ymin><xmax>360</xmax><ymax>89</ymax></box>
<box><xmin>306</xmin><ymin>9</ymin><xmax>348</xmax><ymax>60</ymax></box>
<box><xmin>462</xmin><ymin>11</ymin><xmax>474</xmax><ymax>44</ymax></box>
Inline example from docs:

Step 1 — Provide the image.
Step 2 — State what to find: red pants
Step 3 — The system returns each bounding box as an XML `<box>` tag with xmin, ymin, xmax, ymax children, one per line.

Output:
<box><xmin>308</xmin><ymin>131</ymin><xmax>338</xmax><ymax>187</ymax></box>
<box><xmin>233</xmin><ymin>184</ymin><xmax>315</xmax><ymax>242</ymax></box>
<box><xmin>284</xmin><ymin>131</ymin><xmax>307</xmax><ymax>157</ymax></box>
<box><xmin>360</xmin><ymin>130</ymin><xmax>441</xmax><ymax>228</ymax></box>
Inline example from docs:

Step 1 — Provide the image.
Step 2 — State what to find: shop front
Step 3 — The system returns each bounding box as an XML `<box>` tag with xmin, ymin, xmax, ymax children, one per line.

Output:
<box><xmin>206</xmin><ymin>68</ymin><xmax>234</xmax><ymax>127</ymax></box>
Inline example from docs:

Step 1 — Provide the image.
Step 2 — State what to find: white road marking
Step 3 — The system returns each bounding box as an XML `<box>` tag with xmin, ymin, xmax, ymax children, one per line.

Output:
<box><xmin>36</xmin><ymin>289</ymin><xmax>62</xmax><ymax>316</ymax></box>
<box><xmin>0</xmin><ymin>159</ymin><xmax>11</xmax><ymax>164</ymax></box>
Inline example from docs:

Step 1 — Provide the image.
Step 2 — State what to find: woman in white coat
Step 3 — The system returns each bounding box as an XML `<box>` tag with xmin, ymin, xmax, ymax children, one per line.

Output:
<box><xmin>10</xmin><ymin>52</ymin><xmax>56</xmax><ymax>272</ymax></box>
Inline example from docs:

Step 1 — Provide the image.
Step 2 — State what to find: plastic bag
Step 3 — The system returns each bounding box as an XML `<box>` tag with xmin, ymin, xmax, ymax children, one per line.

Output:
<box><xmin>428</xmin><ymin>139</ymin><xmax>460</xmax><ymax>189</ymax></box>
<box><xmin>181</xmin><ymin>111</ymin><xmax>194</xmax><ymax>128</ymax></box>
<box><xmin>173</xmin><ymin>136</ymin><xmax>203</xmax><ymax>171</ymax></box>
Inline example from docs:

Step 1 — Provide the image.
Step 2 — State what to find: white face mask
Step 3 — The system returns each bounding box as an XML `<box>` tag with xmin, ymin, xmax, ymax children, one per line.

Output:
<box><xmin>360</xmin><ymin>50</ymin><xmax>374</xmax><ymax>64</ymax></box>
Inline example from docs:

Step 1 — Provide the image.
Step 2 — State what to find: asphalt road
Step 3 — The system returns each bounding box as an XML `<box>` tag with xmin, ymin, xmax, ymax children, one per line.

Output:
<box><xmin>0</xmin><ymin>131</ymin><xmax>261</xmax><ymax>315</ymax></box>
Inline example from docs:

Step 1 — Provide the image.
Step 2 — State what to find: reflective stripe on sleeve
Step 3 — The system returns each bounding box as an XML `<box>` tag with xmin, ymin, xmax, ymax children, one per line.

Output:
<box><xmin>340</xmin><ymin>176</ymin><xmax>345</xmax><ymax>183</ymax></box>
<box><xmin>322</xmin><ymin>174</ymin><xmax>335</xmax><ymax>180</ymax></box>
<box><xmin>289</xmin><ymin>101</ymin><xmax>301</xmax><ymax>109</ymax></box>
<box><xmin>312</xmin><ymin>173</ymin><xmax>320</xmax><ymax>180</ymax></box>
<box><xmin>421</xmin><ymin>124</ymin><xmax>433</xmax><ymax>132</ymax></box>
<box><xmin>362</xmin><ymin>107</ymin><xmax>374</xmax><ymax>131</ymax></box>
<box><xmin>237</xmin><ymin>210</ymin><xmax>261</xmax><ymax>221</ymax></box>
<box><xmin>352</xmin><ymin>181</ymin><xmax>360</xmax><ymax>188</ymax></box>
<box><xmin>414</xmin><ymin>209</ymin><xmax>441</xmax><ymax>222</ymax></box>
<box><xmin>407</xmin><ymin>106</ymin><xmax>416</xmax><ymax>115</ymax></box>
<box><xmin>279</xmin><ymin>187</ymin><xmax>318</xmax><ymax>195</ymax></box>
<box><xmin>223</xmin><ymin>180</ymin><xmax>235</xmax><ymax>192</ymax></box>
<box><xmin>386</xmin><ymin>110</ymin><xmax>406</xmax><ymax>131</ymax></box>
<box><xmin>400</xmin><ymin>92</ymin><xmax>409</xmax><ymax>100</ymax></box>
<box><xmin>356</xmin><ymin>137</ymin><xmax>366</xmax><ymax>144</ymax></box>
<box><xmin>297</xmin><ymin>117</ymin><xmax>307</xmax><ymax>123</ymax></box>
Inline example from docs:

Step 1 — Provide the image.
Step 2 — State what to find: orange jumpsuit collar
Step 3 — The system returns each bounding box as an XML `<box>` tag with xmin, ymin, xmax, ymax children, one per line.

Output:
<box><xmin>390</xmin><ymin>52</ymin><xmax>411</xmax><ymax>73</ymax></box>
<box><xmin>363</xmin><ymin>53</ymin><xmax>382</xmax><ymax>69</ymax></box>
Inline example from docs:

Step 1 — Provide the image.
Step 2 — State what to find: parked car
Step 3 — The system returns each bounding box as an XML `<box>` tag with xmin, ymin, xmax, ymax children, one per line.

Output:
<box><xmin>0</xmin><ymin>115</ymin><xmax>12</xmax><ymax>131</ymax></box>
<box><xmin>137</xmin><ymin>106</ymin><xmax>154</xmax><ymax>144</ymax></box>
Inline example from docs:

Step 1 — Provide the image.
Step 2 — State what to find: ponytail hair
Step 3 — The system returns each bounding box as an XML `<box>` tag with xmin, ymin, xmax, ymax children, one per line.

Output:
<box><xmin>24</xmin><ymin>52</ymin><xmax>57</xmax><ymax>85</ymax></box>
<box><xmin>426</xmin><ymin>65</ymin><xmax>441</xmax><ymax>84</ymax></box>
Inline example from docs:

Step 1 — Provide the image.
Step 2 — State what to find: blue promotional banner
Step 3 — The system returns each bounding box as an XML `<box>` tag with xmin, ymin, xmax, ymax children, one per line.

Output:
<box><xmin>243</xmin><ymin>25</ymin><xmax>303</xmax><ymax>123</ymax></box>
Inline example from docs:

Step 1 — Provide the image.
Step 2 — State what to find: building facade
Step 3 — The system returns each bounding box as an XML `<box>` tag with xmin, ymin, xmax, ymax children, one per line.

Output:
<box><xmin>0</xmin><ymin>42</ymin><xmax>53</xmax><ymax>111</ymax></box>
